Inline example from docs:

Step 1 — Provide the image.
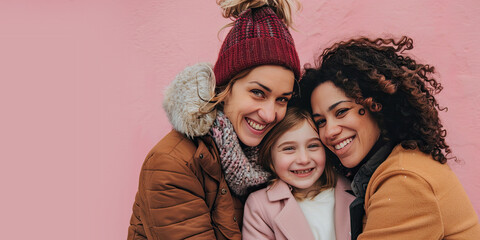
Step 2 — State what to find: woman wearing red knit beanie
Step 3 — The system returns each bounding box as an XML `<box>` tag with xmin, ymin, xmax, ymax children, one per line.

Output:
<box><xmin>128</xmin><ymin>1</ymin><xmax>301</xmax><ymax>239</ymax></box>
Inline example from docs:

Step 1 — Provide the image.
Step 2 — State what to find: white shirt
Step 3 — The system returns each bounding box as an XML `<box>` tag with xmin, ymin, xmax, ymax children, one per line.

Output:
<box><xmin>297</xmin><ymin>188</ymin><xmax>336</xmax><ymax>240</ymax></box>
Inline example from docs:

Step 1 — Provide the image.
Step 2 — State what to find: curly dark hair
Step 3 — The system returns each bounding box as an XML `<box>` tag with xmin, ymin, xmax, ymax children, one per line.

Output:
<box><xmin>300</xmin><ymin>36</ymin><xmax>453</xmax><ymax>163</ymax></box>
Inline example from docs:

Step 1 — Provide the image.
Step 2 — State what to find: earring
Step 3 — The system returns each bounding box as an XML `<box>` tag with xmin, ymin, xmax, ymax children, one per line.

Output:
<box><xmin>358</xmin><ymin>108</ymin><xmax>365</xmax><ymax>115</ymax></box>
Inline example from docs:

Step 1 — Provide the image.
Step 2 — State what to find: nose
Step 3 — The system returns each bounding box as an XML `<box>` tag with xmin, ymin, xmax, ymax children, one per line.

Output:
<box><xmin>296</xmin><ymin>148</ymin><xmax>310</xmax><ymax>165</ymax></box>
<box><xmin>258</xmin><ymin>100</ymin><xmax>277</xmax><ymax>123</ymax></box>
<box><xmin>324</xmin><ymin>120</ymin><xmax>341</xmax><ymax>140</ymax></box>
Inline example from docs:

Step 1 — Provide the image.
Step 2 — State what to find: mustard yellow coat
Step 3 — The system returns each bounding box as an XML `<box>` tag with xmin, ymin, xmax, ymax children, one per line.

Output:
<box><xmin>360</xmin><ymin>145</ymin><xmax>480</xmax><ymax>239</ymax></box>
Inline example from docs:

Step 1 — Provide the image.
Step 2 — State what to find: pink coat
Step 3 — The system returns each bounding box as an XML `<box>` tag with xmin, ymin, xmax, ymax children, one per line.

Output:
<box><xmin>242</xmin><ymin>177</ymin><xmax>354</xmax><ymax>240</ymax></box>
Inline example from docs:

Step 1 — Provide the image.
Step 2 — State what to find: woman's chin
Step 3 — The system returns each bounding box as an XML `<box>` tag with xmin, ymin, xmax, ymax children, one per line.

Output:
<box><xmin>237</xmin><ymin>125</ymin><xmax>270</xmax><ymax>147</ymax></box>
<box><xmin>237</xmin><ymin>136</ymin><xmax>261</xmax><ymax>147</ymax></box>
<box><xmin>339</xmin><ymin>156</ymin><xmax>362</xmax><ymax>168</ymax></box>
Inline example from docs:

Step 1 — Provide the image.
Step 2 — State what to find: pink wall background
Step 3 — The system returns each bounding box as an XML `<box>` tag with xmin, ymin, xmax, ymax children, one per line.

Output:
<box><xmin>1</xmin><ymin>0</ymin><xmax>478</xmax><ymax>239</ymax></box>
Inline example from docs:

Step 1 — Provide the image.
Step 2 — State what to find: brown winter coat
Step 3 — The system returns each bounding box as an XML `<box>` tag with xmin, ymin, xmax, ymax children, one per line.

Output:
<box><xmin>128</xmin><ymin>130</ymin><xmax>243</xmax><ymax>239</ymax></box>
<box><xmin>128</xmin><ymin>63</ymin><xmax>244</xmax><ymax>239</ymax></box>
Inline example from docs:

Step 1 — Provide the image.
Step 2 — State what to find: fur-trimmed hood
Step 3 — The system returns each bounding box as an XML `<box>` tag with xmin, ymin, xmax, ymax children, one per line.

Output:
<box><xmin>163</xmin><ymin>63</ymin><xmax>217</xmax><ymax>138</ymax></box>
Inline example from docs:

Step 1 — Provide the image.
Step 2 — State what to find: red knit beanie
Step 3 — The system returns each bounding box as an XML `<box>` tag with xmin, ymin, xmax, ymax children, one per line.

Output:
<box><xmin>213</xmin><ymin>6</ymin><xmax>300</xmax><ymax>86</ymax></box>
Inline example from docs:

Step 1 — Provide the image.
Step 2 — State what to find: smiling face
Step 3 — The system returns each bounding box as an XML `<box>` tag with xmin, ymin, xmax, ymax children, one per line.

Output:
<box><xmin>310</xmin><ymin>81</ymin><xmax>381</xmax><ymax>168</ymax></box>
<box><xmin>223</xmin><ymin>65</ymin><xmax>295</xmax><ymax>147</ymax></box>
<box><xmin>271</xmin><ymin>120</ymin><xmax>326</xmax><ymax>193</ymax></box>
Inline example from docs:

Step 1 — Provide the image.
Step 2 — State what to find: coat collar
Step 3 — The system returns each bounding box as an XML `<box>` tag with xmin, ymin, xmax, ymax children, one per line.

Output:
<box><xmin>266</xmin><ymin>180</ymin><xmax>316</xmax><ymax>240</ymax></box>
<box><xmin>266</xmin><ymin>180</ymin><xmax>292</xmax><ymax>201</ymax></box>
<box><xmin>335</xmin><ymin>176</ymin><xmax>356</xmax><ymax>240</ymax></box>
<box><xmin>266</xmin><ymin>178</ymin><xmax>355</xmax><ymax>240</ymax></box>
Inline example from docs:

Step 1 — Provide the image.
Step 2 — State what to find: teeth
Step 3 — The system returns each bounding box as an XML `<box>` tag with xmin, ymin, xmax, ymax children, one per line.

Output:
<box><xmin>247</xmin><ymin>119</ymin><xmax>266</xmax><ymax>130</ymax></box>
<box><xmin>335</xmin><ymin>138</ymin><xmax>352</xmax><ymax>150</ymax></box>
<box><xmin>292</xmin><ymin>169</ymin><xmax>313</xmax><ymax>174</ymax></box>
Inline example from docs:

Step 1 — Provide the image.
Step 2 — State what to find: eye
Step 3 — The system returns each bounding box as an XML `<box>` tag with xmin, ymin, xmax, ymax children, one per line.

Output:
<box><xmin>276</xmin><ymin>97</ymin><xmax>290</xmax><ymax>104</ymax></box>
<box><xmin>308</xmin><ymin>143</ymin><xmax>321</xmax><ymax>149</ymax></box>
<box><xmin>336</xmin><ymin>108</ymin><xmax>350</xmax><ymax>117</ymax></box>
<box><xmin>250</xmin><ymin>89</ymin><xmax>265</xmax><ymax>98</ymax></box>
<box><xmin>315</xmin><ymin>118</ymin><xmax>326</xmax><ymax>128</ymax></box>
<box><xmin>282</xmin><ymin>146</ymin><xmax>295</xmax><ymax>152</ymax></box>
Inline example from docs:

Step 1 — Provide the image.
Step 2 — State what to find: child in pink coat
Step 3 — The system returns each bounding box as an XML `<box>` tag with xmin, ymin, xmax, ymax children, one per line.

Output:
<box><xmin>242</xmin><ymin>107</ymin><xmax>354</xmax><ymax>240</ymax></box>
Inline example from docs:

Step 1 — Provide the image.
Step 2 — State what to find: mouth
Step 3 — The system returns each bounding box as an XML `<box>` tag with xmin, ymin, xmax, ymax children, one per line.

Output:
<box><xmin>334</xmin><ymin>137</ymin><xmax>354</xmax><ymax>150</ymax></box>
<box><xmin>291</xmin><ymin>168</ymin><xmax>314</xmax><ymax>176</ymax></box>
<box><xmin>246</xmin><ymin>118</ymin><xmax>267</xmax><ymax>131</ymax></box>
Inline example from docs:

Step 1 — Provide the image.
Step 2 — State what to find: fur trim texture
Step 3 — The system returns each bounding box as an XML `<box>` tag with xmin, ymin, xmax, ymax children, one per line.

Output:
<box><xmin>163</xmin><ymin>63</ymin><xmax>217</xmax><ymax>138</ymax></box>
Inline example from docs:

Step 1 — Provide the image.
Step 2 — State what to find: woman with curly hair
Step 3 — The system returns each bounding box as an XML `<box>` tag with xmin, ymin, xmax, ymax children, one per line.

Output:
<box><xmin>300</xmin><ymin>36</ymin><xmax>480</xmax><ymax>239</ymax></box>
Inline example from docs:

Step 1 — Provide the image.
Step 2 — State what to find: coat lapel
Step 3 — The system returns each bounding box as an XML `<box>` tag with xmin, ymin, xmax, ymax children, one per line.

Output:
<box><xmin>267</xmin><ymin>181</ymin><xmax>316</xmax><ymax>240</ymax></box>
<box><xmin>335</xmin><ymin>176</ymin><xmax>356</xmax><ymax>240</ymax></box>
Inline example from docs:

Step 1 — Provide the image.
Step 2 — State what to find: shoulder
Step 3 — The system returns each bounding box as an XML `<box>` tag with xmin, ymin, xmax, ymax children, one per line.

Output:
<box><xmin>245</xmin><ymin>181</ymin><xmax>291</xmax><ymax>214</ymax></box>
<box><xmin>243</xmin><ymin>187</ymin><xmax>277</xmax><ymax>240</ymax></box>
<box><xmin>243</xmin><ymin>184</ymin><xmax>284</xmax><ymax>235</ymax></box>
<box><xmin>245</xmin><ymin>187</ymin><xmax>269</xmax><ymax>209</ymax></box>
<box><xmin>368</xmin><ymin>145</ymin><xmax>460</xmax><ymax>200</ymax></box>
<box><xmin>373</xmin><ymin>145</ymin><xmax>454</xmax><ymax>184</ymax></box>
<box><xmin>136</xmin><ymin>131</ymin><xmax>219</xmax><ymax>194</ymax></box>
<box><xmin>243</xmin><ymin>187</ymin><xmax>270</xmax><ymax>228</ymax></box>
<box><xmin>361</xmin><ymin>146</ymin><xmax>480</xmax><ymax>239</ymax></box>
<box><xmin>141</xmin><ymin>130</ymin><xmax>218</xmax><ymax>176</ymax></box>
<box><xmin>142</xmin><ymin>130</ymin><xmax>197</xmax><ymax>170</ymax></box>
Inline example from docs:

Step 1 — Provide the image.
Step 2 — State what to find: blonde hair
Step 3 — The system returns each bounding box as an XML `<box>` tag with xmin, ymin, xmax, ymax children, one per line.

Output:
<box><xmin>259</xmin><ymin>107</ymin><xmax>336</xmax><ymax>200</ymax></box>
<box><xmin>217</xmin><ymin>0</ymin><xmax>300</xmax><ymax>28</ymax></box>
<box><xmin>200</xmin><ymin>67</ymin><xmax>254</xmax><ymax>114</ymax></box>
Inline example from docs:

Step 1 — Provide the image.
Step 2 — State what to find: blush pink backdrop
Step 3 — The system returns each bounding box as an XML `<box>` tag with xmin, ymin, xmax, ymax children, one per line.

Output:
<box><xmin>0</xmin><ymin>0</ymin><xmax>478</xmax><ymax>239</ymax></box>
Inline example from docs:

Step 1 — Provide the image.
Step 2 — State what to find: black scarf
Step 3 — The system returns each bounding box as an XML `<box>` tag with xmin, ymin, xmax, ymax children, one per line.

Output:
<box><xmin>343</xmin><ymin>140</ymin><xmax>395</xmax><ymax>240</ymax></box>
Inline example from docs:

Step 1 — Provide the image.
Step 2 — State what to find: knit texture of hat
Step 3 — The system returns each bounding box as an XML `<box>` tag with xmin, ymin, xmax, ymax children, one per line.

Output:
<box><xmin>213</xmin><ymin>6</ymin><xmax>300</xmax><ymax>86</ymax></box>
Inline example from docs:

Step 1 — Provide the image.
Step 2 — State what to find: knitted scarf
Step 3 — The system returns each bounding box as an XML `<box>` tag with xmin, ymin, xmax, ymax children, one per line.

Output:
<box><xmin>210</xmin><ymin>111</ymin><xmax>271</xmax><ymax>196</ymax></box>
